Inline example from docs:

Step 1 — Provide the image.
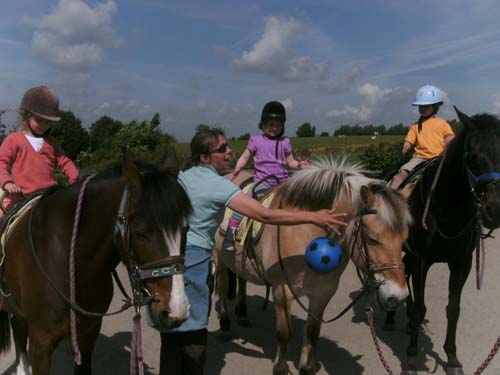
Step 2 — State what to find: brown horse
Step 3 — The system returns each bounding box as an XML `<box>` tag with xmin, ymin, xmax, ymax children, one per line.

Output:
<box><xmin>214</xmin><ymin>157</ymin><xmax>413</xmax><ymax>375</ymax></box>
<box><xmin>0</xmin><ymin>157</ymin><xmax>192</xmax><ymax>375</ymax></box>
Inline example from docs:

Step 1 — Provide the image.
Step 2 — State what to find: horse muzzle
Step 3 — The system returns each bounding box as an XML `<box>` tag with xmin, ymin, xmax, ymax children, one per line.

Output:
<box><xmin>376</xmin><ymin>280</ymin><xmax>409</xmax><ymax>311</ymax></box>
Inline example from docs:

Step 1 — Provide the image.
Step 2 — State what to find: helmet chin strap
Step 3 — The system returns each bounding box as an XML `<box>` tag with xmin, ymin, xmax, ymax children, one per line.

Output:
<box><xmin>28</xmin><ymin>121</ymin><xmax>49</xmax><ymax>138</ymax></box>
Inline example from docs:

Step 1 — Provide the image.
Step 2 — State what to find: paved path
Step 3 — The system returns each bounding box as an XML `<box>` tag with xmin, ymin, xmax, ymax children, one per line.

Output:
<box><xmin>2</xmin><ymin>235</ymin><xmax>500</xmax><ymax>374</ymax></box>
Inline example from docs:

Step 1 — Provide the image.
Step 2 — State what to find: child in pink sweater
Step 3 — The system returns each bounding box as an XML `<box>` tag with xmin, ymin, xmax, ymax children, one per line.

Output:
<box><xmin>0</xmin><ymin>86</ymin><xmax>79</xmax><ymax>214</ymax></box>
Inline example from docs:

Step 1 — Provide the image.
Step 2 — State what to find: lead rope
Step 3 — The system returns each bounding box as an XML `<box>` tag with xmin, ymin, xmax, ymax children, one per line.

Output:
<box><xmin>69</xmin><ymin>174</ymin><xmax>96</xmax><ymax>365</ymax></box>
<box><xmin>365</xmin><ymin>305</ymin><xmax>396</xmax><ymax>375</ymax></box>
<box><xmin>130</xmin><ymin>309</ymin><xmax>144</xmax><ymax>375</ymax></box>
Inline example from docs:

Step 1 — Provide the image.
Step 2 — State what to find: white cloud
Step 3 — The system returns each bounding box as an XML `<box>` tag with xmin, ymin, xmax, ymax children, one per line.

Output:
<box><xmin>357</xmin><ymin>83</ymin><xmax>394</xmax><ymax>106</ymax></box>
<box><xmin>233</xmin><ymin>17</ymin><xmax>330</xmax><ymax>81</ymax></box>
<box><xmin>23</xmin><ymin>0</ymin><xmax>122</xmax><ymax>71</ymax></box>
<box><xmin>327</xmin><ymin>105</ymin><xmax>372</xmax><ymax>122</ymax></box>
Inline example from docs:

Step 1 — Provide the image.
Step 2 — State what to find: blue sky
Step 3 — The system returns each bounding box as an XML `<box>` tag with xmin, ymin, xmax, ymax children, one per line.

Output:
<box><xmin>1</xmin><ymin>0</ymin><xmax>500</xmax><ymax>141</ymax></box>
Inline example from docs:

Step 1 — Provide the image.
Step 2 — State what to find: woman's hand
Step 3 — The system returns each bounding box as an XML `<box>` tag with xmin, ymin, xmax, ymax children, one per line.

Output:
<box><xmin>4</xmin><ymin>182</ymin><xmax>21</xmax><ymax>194</ymax></box>
<box><xmin>313</xmin><ymin>208</ymin><xmax>348</xmax><ymax>235</ymax></box>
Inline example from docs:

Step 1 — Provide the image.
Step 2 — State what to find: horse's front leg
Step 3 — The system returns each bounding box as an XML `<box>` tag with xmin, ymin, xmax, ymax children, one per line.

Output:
<box><xmin>28</xmin><ymin>327</ymin><xmax>59</xmax><ymax>375</ymax></box>
<box><xmin>73</xmin><ymin>317</ymin><xmax>103</xmax><ymax>375</ymax></box>
<box><xmin>443</xmin><ymin>260</ymin><xmax>472</xmax><ymax>375</ymax></box>
<box><xmin>11</xmin><ymin>316</ymin><xmax>29</xmax><ymax>375</ymax></box>
<box><xmin>403</xmin><ymin>257</ymin><xmax>429</xmax><ymax>375</ymax></box>
<box><xmin>215</xmin><ymin>262</ymin><xmax>232</xmax><ymax>331</ymax></box>
<box><xmin>235</xmin><ymin>277</ymin><xmax>250</xmax><ymax>326</ymax></box>
<box><xmin>299</xmin><ymin>290</ymin><xmax>336</xmax><ymax>375</ymax></box>
<box><xmin>272</xmin><ymin>284</ymin><xmax>293</xmax><ymax>375</ymax></box>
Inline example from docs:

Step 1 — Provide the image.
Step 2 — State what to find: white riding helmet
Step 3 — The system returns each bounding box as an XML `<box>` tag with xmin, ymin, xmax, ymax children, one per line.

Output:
<box><xmin>412</xmin><ymin>85</ymin><xmax>443</xmax><ymax>106</ymax></box>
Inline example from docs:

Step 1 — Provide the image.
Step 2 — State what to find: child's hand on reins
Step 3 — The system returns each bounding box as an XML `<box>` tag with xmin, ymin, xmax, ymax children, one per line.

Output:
<box><xmin>4</xmin><ymin>182</ymin><xmax>21</xmax><ymax>194</ymax></box>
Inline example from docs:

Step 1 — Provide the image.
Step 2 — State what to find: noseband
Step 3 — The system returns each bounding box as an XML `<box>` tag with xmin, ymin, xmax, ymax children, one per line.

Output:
<box><xmin>114</xmin><ymin>186</ymin><xmax>185</xmax><ymax>307</ymax></box>
<box><xmin>351</xmin><ymin>208</ymin><xmax>405</xmax><ymax>288</ymax></box>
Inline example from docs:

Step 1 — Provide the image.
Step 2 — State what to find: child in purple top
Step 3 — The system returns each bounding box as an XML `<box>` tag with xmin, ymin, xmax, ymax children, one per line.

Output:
<box><xmin>224</xmin><ymin>101</ymin><xmax>308</xmax><ymax>250</ymax></box>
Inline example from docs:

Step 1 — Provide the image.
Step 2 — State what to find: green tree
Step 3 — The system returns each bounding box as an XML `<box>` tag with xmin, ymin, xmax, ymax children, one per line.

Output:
<box><xmin>51</xmin><ymin>110</ymin><xmax>89</xmax><ymax>160</ymax></box>
<box><xmin>89</xmin><ymin>116</ymin><xmax>122</xmax><ymax>152</ymax></box>
<box><xmin>320</xmin><ymin>131</ymin><xmax>329</xmax><ymax>137</ymax></box>
<box><xmin>296</xmin><ymin>122</ymin><xmax>316</xmax><ymax>137</ymax></box>
<box><xmin>238</xmin><ymin>132</ymin><xmax>251</xmax><ymax>140</ymax></box>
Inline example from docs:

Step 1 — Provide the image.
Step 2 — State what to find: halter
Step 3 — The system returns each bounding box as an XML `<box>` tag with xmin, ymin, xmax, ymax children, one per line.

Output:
<box><xmin>114</xmin><ymin>185</ymin><xmax>186</xmax><ymax>308</ymax></box>
<box><xmin>350</xmin><ymin>208</ymin><xmax>405</xmax><ymax>288</ymax></box>
<box><xmin>276</xmin><ymin>203</ymin><xmax>405</xmax><ymax>324</ymax></box>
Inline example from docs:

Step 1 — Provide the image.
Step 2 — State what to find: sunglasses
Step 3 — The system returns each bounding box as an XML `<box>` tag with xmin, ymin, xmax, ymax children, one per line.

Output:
<box><xmin>208</xmin><ymin>142</ymin><xmax>229</xmax><ymax>154</ymax></box>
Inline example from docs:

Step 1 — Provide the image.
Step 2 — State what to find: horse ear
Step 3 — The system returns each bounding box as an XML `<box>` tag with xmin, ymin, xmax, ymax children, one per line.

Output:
<box><xmin>399</xmin><ymin>181</ymin><xmax>416</xmax><ymax>200</ymax></box>
<box><xmin>360</xmin><ymin>185</ymin><xmax>369</xmax><ymax>204</ymax></box>
<box><xmin>122</xmin><ymin>152</ymin><xmax>142</xmax><ymax>197</ymax></box>
<box><xmin>454</xmin><ymin>106</ymin><xmax>477</xmax><ymax>131</ymax></box>
<box><xmin>161</xmin><ymin>147</ymin><xmax>180</xmax><ymax>176</ymax></box>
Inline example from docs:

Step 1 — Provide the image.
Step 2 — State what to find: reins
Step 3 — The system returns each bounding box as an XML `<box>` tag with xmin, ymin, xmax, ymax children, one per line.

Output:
<box><xmin>275</xmin><ymin>200</ymin><xmax>402</xmax><ymax>324</ymax></box>
<box><xmin>22</xmin><ymin>174</ymin><xmax>185</xmax><ymax>375</ymax></box>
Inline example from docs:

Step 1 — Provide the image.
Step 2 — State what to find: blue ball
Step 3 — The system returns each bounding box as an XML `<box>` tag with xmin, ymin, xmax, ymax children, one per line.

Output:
<box><xmin>305</xmin><ymin>237</ymin><xmax>343</xmax><ymax>274</ymax></box>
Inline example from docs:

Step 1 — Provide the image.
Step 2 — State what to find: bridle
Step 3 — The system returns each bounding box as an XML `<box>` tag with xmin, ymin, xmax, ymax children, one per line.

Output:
<box><xmin>114</xmin><ymin>185</ymin><xmax>186</xmax><ymax>308</ymax></box>
<box><xmin>276</xmin><ymin>203</ymin><xmax>405</xmax><ymax>324</ymax></box>
<box><xmin>350</xmin><ymin>208</ymin><xmax>405</xmax><ymax>288</ymax></box>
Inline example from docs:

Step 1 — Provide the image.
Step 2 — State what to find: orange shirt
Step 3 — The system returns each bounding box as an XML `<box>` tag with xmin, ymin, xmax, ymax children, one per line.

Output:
<box><xmin>404</xmin><ymin>117</ymin><xmax>454</xmax><ymax>159</ymax></box>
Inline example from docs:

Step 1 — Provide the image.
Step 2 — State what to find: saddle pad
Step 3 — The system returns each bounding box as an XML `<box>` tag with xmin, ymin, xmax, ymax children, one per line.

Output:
<box><xmin>219</xmin><ymin>183</ymin><xmax>275</xmax><ymax>247</ymax></box>
<box><xmin>1</xmin><ymin>196</ymin><xmax>42</xmax><ymax>253</ymax></box>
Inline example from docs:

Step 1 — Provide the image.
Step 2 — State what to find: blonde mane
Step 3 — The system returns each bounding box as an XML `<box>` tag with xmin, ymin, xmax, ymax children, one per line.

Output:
<box><xmin>276</xmin><ymin>155</ymin><xmax>411</xmax><ymax>234</ymax></box>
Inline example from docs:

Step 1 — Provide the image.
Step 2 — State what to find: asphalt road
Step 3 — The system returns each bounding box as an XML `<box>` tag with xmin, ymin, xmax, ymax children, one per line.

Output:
<box><xmin>2</xmin><ymin>234</ymin><xmax>500</xmax><ymax>375</ymax></box>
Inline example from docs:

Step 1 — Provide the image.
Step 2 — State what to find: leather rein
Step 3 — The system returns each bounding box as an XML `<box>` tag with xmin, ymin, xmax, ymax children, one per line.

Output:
<box><xmin>276</xmin><ymin>204</ymin><xmax>404</xmax><ymax>324</ymax></box>
<box><xmin>8</xmin><ymin>178</ymin><xmax>185</xmax><ymax>318</ymax></box>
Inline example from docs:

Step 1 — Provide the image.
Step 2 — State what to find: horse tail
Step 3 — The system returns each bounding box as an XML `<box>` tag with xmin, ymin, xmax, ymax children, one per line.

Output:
<box><xmin>0</xmin><ymin>310</ymin><xmax>11</xmax><ymax>354</ymax></box>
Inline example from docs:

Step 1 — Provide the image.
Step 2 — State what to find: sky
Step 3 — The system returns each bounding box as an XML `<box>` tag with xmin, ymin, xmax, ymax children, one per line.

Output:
<box><xmin>1</xmin><ymin>0</ymin><xmax>500</xmax><ymax>141</ymax></box>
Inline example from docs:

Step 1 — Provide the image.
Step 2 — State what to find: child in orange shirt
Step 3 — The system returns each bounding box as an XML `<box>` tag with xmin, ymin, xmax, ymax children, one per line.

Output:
<box><xmin>390</xmin><ymin>85</ymin><xmax>455</xmax><ymax>189</ymax></box>
<box><xmin>0</xmin><ymin>86</ymin><xmax>79</xmax><ymax>215</ymax></box>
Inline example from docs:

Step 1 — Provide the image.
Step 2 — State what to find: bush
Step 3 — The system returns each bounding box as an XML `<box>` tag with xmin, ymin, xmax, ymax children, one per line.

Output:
<box><xmin>359</xmin><ymin>141</ymin><xmax>411</xmax><ymax>172</ymax></box>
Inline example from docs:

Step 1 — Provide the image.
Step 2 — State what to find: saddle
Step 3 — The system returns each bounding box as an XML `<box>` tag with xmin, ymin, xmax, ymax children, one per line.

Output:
<box><xmin>399</xmin><ymin>157</ymin><xmax>441</xmax><ymax>189</ymax></box>
<box><xmin>0</xmin><ymin>189</ymin><xmax>55</xmax><ymax>315</ymax></box>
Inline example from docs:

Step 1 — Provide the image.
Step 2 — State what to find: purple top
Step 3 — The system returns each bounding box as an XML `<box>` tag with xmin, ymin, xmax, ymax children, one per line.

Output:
<box><xmin>247</xmin><ymin>135</ymin><xmax>292</xmax><ymax>186</ymax></box>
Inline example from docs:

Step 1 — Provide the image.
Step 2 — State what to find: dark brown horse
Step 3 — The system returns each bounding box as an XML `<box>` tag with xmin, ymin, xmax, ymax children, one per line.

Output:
<box><xmin>387</xmin><ymin>109</ymin><xmax>500</xmax><ymax>375</ymax></box>
<box><xmin>0</xmin><ymin>157</ymin><xmax>192</xmax><ymax>375</ymax></box>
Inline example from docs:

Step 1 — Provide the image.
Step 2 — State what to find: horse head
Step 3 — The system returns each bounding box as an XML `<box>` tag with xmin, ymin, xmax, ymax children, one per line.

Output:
<box><xmin>118</xmin><ymin>155</ymin><xmax>192</xmax><ymax>329</ymax></box>
<box><xmin>455</xmin><ymin>107</ymin><xmax>500</xmax><ymax>229</ymax></box>
<box><xmin>349</xmin><ymin>182</ymin><xmax>413</xmax><ymax>311</ymax></box>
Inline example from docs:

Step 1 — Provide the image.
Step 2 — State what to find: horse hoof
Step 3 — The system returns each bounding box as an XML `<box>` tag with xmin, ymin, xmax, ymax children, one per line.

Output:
<box><xmin>299</xmin><ymin>361</ymin><xmax>320</xmax><ymax>375</ymax></box>
<box><xmin>273</xmin><ymin>362</ymin><xmax>289</xmax><ymax>375</ymax></box>
<box><xmin>219</xmin><ymin>317</ymin><xmax>231</xmax><ymax>331</ymax></box>
<box><xmin>446</xmin><ymin>367</ymin><xmax>464</xmax><ymax>375</ymax></box>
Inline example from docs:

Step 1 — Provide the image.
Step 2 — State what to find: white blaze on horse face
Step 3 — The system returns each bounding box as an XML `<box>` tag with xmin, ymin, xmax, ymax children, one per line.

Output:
<box><xmin>16</xmin><ymin>352</ymin><xmax>29</xmax><ymax>375</ymax></box>
<box><xmin>163</xmin><ymin>227</ymin><xmax>190</xmax><ymax>321</ymax></box>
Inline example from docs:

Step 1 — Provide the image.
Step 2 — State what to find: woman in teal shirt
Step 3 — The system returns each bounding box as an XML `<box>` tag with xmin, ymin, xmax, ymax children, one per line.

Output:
<box><xmin>158</xmin><ymin>128</ymin><xmax>347</xmax><ymax>375</ymax></box>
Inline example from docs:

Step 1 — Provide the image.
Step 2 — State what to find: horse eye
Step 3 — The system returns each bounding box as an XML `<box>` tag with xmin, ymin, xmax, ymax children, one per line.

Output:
<box><xmin>366</xmin><ymin>237</ymin><xmax>380</xmax><ymax>246</ymax></box>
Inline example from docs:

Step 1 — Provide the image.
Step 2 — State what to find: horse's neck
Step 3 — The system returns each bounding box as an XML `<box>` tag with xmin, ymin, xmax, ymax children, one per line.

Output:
<box><xmin>432</xmin><ymin>132</ymin><xmax>473</xmax><ymax>210</ymax></box>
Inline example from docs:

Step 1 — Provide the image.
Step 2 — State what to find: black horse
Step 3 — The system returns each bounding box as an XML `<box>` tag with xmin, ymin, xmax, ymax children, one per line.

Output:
<box><xmin>386</xmin><ymin>108</ymin><xmax>500</xmax><ymax>375</ymax></box>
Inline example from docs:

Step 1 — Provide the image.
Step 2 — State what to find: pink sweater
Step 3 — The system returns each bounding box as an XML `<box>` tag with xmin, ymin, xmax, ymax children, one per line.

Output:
<box><xmin>0</xmin><ymin>131</ymin><xmax>79</xmax><ymax>197</ymax></box>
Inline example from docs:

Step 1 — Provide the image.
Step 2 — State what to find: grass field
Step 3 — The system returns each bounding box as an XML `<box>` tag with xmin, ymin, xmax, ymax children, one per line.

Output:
<box><xmin>173</xmin><ymin>134</ymin><xmax>404</xmax><ymax>159</ymax></box>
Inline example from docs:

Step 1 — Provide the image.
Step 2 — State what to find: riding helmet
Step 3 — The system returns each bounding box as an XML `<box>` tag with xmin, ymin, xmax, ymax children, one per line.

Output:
<box><xmin>20</xmin><ymin>86</ymin><xmax>60</xmax><ymax>121</ymax></box>
<box><xmin>412</xmin><ymin>85</ymin><xmax>443</xmax><ymax>106</ymax></box>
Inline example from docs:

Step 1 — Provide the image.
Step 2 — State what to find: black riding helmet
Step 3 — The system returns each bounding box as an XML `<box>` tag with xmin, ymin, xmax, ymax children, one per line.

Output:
<box><xmin>259</xmin><ymin>101</ymin><xmax>286</xmax><ymax>139</ymax></box>
<box><xmin>259</xmin><ymin>101</ymin><xmax>286</xmax><ymax>158</ymax></box>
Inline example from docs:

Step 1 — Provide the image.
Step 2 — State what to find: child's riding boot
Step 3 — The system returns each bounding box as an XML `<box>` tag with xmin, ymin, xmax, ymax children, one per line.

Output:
<box><xmin>222</xmin><ymin>217</ymin><xmax>240</xmax><ymax>251</ymax></box>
